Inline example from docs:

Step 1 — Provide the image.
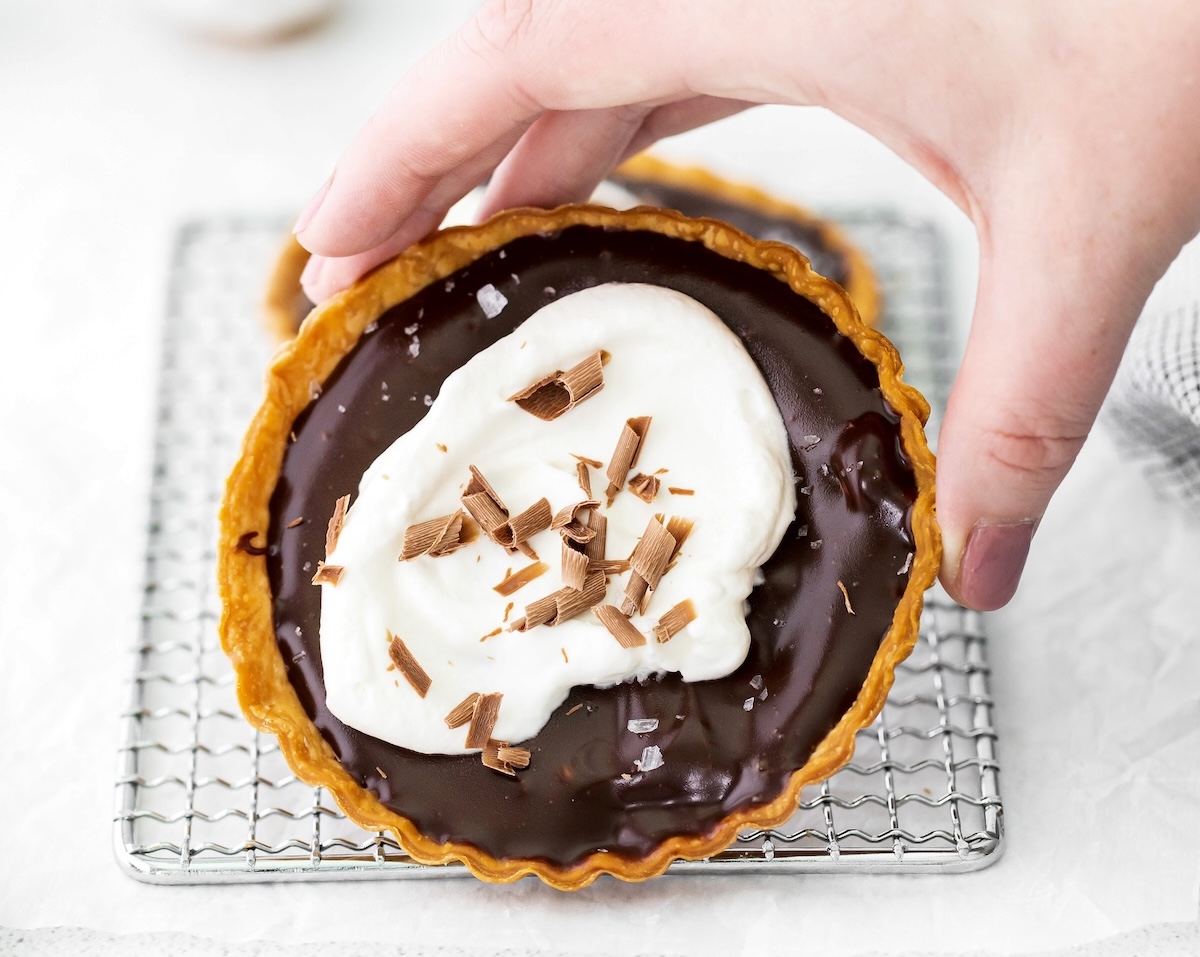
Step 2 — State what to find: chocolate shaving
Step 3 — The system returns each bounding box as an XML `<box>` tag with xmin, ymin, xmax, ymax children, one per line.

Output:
<box><xmin>481</xmin><ymin>740</ymin><xmax>516</xmax><ymax>776</ymax></box>
<box><xmin>571</xmin><ymin>454</ymin><xmax>604</xmax><ymax>469</ymax></box>
<box><xmin>566</xmin><ymin>703</ymin><xmax>583</xmax><ymax>716</ymax></box>
<box><xmin>325</xmin><ymin>494</ymin><xmax>350</xmax><ymax>556</ymax></box>
<box><xmin>492</xmin><ymin>561</ymin><xmax>549</xmax><ymax>596</ymax></box>
<box><xmin>590</xmin><ymin>558</ymin><xmax>631</xmax><ymax>576</ymax></box>
<box><xmin>503</xmin><ymin>601</ymin><xmax>514</xmax><ymax>622</ymax></box>
<box><xmin>479</xmin><ymin>627</ymin><xmax>502</xmax><ymax>642</ymax></box>
<box><xmin>286</xmin><ymin>516</ymin><xmax>304</xmax><ymax>529</ymax></box>
<box><xmin>619</xmin><ymin>516</ymin><xmax>693</xmax><ymax>616</ymax></box>
<box><xmin>837</xmin><ymin>580</ymin><xmax>856</xmax><ymax>615</ymax></box>
<box><xmin>461</xmin><ymin>465</ymin><xmax>511</xmax><ymax>546</ymax></box>
<box><xmin>583</xmin><ymin>510</ymin><xmax>607</xmax><ymax>563</ymax></box>
<box><xmin>628</xmin><ymin>472</ymin><xmax>660</xmax><ymax>504</ymax></box>
<box><xmin>654</xmin><ymin>599</ymin><xmax>697</xmax><ymax>643</ymax></box>
<box><xmin>387</xmin><ymin>632</ymin><xmax>431</xmax><ymax>697</ymax></box>
<box><xmin>236</xmin><ymin>532</ymin><xmax>268</xmax><ymax>556</ymax></box>
<box><xmin>576</xmin><ymin>460</ymin><xmax>592</xmax><ymax>498</ymax></box>
<box><xmin>311</xmin><ymin>562</ymin><xmax>344</xmax><ymax>586</ymax></box>
<box><xmin>400</xmin><ymin>509</ymin><xmax>473</xmax><ymax>560</ymax></box>
<box><xmin>504</xmin><ymin>497</ymin><xmax>552</xmax><ymax>553</ymax></box>
<box><xmin>465</xmin><ymin>692</ymin><xmax>502</xmax><ymax>749</ymax></box>
<box><xmin>497</xmin><ymin>744</ymin><xmax>531</xmax><ymax>769</ymax></box>
<box><xmin>561</xmin><ymin>540</ymin><xmax>590</xmax><ymax>591</ymax></box>
<box><xmin>508</xmin><ymin>349</ymin><xmax>604</xmax><ymax>421</ymax></box>
<box><xmin>511</xmin><ymin>571</ymin><xmax>606</xmax><ymax>631</ymax></box>
<box><xmin>594</xmin><ymin>605</ymin><xmax>647</xmax><ymax>649</ymax></box>
<box><xmin>605</xmin><ymin>416</ymin><xmax>651</xmax><ymax>505</ymax></box>
<box><xmin>444</xmin><ymin>692</ymin><xmax>481</xmax><ymax>729</ymax></box>
<box><xmin>663</xmin><ymin>514</ymin><xmax>695</xmax><ymax>572</ymax></box>
<box><xmin>667</xmin><ymin>486</ymin><xmax>695</xmax><ymax>496</ymax></box>
<box><xmin>551</xmin><ymin>500</ymin><xmax>600</xmax><ymax>544</ymax></box>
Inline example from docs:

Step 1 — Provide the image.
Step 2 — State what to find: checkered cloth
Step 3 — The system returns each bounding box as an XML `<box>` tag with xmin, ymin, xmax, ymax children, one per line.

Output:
<box><xmin>1103</xmin><ymin>235</ymin><xmax>1200</xmax><ymax>512</ymax></box>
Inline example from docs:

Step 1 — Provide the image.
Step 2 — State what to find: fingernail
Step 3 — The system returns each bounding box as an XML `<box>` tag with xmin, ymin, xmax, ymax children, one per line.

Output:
<box><xmin>300</xmin><ymin>255</ymin><xmax>325</xmax><ymax>297</ymax></box>
<box><xmin>292</xmin><ymin>178</ymin><xmax>331</xmax><ymax>235</ymax></box>
<box><xmin>957</xmin><ymin>520</ymin><xmax>1035</xmax><ymax>611</ymax></box>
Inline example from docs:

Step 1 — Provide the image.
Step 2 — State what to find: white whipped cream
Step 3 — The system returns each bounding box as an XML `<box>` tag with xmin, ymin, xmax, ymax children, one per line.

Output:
<box><xmin>320</xmin><ymin>283</ymin><xmax>795</xmax><ymax>754</ymax></box>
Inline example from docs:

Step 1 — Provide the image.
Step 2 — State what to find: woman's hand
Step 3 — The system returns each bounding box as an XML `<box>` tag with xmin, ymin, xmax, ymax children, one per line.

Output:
<box><xmin>294</xmin><ymin>0</ymin><xmax>1200</xmax><ymax>610</ymax></box>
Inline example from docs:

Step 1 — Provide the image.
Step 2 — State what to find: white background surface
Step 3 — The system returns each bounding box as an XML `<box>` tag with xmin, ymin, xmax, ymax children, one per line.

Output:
<box><xmin>2</xmin><ymin>2</ymin><xmax>1198</xmax><ymax>955</ymax></box>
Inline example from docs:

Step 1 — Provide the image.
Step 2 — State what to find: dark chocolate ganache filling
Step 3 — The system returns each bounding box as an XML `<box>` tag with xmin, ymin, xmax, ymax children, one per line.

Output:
<box><xmin>267</xmin><ymin>225</ymin><xmax>916</xmax><ymax>867</ymax></box>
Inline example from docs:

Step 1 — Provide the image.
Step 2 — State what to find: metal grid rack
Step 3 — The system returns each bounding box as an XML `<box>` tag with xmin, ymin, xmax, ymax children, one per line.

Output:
<box><xmin>114</xmin><ymin>213</ymin><xmax>1002</xmax><ymax>883</ymax></box>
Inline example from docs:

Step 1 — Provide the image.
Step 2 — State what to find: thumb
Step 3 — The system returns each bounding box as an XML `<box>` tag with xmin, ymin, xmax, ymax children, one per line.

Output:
<box><xmin>937</xmin><ymin>203</ymin><xmax>1155</xmax><ymax>611</ymax></box>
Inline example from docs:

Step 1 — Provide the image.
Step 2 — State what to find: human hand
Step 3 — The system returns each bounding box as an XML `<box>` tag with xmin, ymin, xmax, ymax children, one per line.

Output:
<box><xmin>294</xmin><ymin>0</ymin><xmax>1200</xmax><ymax>610</ymax></box>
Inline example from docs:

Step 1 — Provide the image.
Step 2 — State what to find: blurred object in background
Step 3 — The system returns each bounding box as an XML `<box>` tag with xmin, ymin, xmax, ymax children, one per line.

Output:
<box><xmin>136</xmin><ymin>0</ymin><xmax>340</xmax><ymax>43</ymax></box>
<box><xmin>1104</xmin><ymin>234</ymin><xmax>1200</xmax><ymax>516</ymax></box>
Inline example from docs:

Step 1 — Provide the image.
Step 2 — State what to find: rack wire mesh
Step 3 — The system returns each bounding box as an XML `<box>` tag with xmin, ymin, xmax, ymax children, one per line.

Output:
<box><xmin>115</xmin><ymin>212</ymin><xmax>1002</xmax><ymax>882</ymax></box>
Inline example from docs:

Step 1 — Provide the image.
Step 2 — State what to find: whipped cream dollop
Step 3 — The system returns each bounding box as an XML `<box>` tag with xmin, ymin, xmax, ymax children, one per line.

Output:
<box><xmin>320</xmin><ymin>283</ymin><xmax>796</xmax><ymax>754</ymax></box>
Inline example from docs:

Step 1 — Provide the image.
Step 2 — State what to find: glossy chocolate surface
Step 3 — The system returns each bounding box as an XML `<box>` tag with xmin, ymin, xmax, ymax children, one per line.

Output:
<box><xmin>266</xmin><ymin>226</ymin><xmax>916</xmax><ymax>866</ymax></box>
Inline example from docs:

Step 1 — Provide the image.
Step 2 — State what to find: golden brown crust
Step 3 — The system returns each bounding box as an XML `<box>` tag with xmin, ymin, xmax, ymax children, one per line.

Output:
<box><xmin>261</xmin><ymin>234</ymin><xmax>314</xmax><ymax>343</ymax></box>
<box><xmin>615</xmin><ymin>153</ymin><xmax>882</xmax><ymax>328</ymax></box>
<box><xmin>220</xmin><ymin>204</ymin><xmax>939</xmax><ymax>890</ymax></box>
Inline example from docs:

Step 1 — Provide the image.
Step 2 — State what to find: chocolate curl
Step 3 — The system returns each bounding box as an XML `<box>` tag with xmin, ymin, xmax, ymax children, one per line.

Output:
<box><xmin>551</xmin><ymin>500</ymin><xmax>600</xmax><ymax>544</ymax></box>
<box><xmin>326</xmin><ymin>494</ymin><xmax>350</xmax><ymax>555</ymax></box>
<box><xmin>461</xmin><ymin>466</ymin><xmax>510</xmax><ymax>546</ymax></box>
<box><xmin>576</xmin><ymin>460</ymin><xmax>593</xmax><ymax>498</ymax></box>
<box><xmin>590</xmin><ymin>559</ymin><xmax>631</xmax><ymax>576</ymax></box>
<box><xmin>605</xmin><ymin>416</ymin><xmax>651</xmax><ymax>506</ymax></box>
<box><xmin>620</xmin><ymin>517</ymin><xmax>683</xmax><ymax>617</ymax></box>
<box><xmin>508</xmin><ymin>350</ymin><xmax>605</xmax><ymax>421</ymax></box>
<box><xmin>628</xmin><ymin>472</ymin><xmax>660</xmax><ymax>504</ymax></box>
<box><xmin>583</xmin><ymin>510</ymin><xmax>606</xmax><ymax>561</ymax></box>
<box><xmin>511</xmin><ymin>571</ymin><xmax>607</xmax><ymax>632</ymax></box>
<box><xmin>654</xmin><ymin>599</ymin><xmax>697</xmax><ymax>643</ymax></box>
<box><xmin>387</xmin><ymin>632</ymin><xmax>431</xmax><ymax>698</ymax></box>
<box><xmin>502</xmin><ymin>497</ymin><xmax>552</xmax><ymax>557</ymax></box>
<box><xmin>311</xmin><ymin>562</ymin><xmax>344</xmax><ymax>586</ymax></box>
<box><xmin>399</xmin><ymin>509</ymin><xmax>473</xmax><ymax>560</ymax></box>
<box><xmin>496</xmin><ymin>744</ymin><xmax>531</xmax><ymax>769</ymax></box>
<box><xmin>444</xmin><ymin>692</ymin><xmax>481</xmax><ymax>729</ymax></box>
<box><xmin>465</xmin><ymin>692</ymin><xmax>503</xmax><ymax>749</ymax></box>
<box><xmin>561</xmin><ymin>540</ymin><xmax>590</xmax><ymax>591</ymax></box>
<box><xmin>594</xmin><ymin>604</ymin><xmax>647</xmax><ymax>649</ymax></box>
<box><xmin>481</xmin><ymin>739</ymin><xmax>531</xmax><ymax>776</ymax></box>
<box><xmin>492</xmin><ymin>561</ymin><xmax>549</xmax><ymax>596</ymax></box>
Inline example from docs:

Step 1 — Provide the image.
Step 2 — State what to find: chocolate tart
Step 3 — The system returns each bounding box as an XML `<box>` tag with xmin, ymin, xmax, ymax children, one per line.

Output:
<box><xmin>261</xmin><ymin>155</ymin><xmax>880</xmax><ymax>340</ymax></box>
<box><xmin>221</xmin><ymin>205</ymin><xmax>938</xmax><ymax>889</ymax></box>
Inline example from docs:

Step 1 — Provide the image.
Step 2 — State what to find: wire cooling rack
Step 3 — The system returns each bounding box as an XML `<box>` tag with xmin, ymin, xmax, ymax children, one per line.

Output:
<box><xmin>115</xmin><ymin>212</ymin><xmax>1002</xmax><ymax>882</ymax></box>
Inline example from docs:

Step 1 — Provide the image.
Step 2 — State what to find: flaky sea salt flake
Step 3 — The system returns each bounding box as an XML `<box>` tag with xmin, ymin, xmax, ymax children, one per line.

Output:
<box><xmin>403</xmin><ymin>323</ymin><xmax>419</xmax><ymax>336</ymax></box>
<box><xmin>627</xmin><ymin>718</ymin><xmax>659</xmax><ymax>734</ymax></box>
<box><xmin>476</xmin><ymin>283</ymin><xmax>508</xmax><ymax>319</ymax></box>
<box><xmin>743</xmin><ymin>697</ymin><xmax>755</xmax><ymax>712</ymax></box>
<box><xmin>801</xmin><ymin>435</ymin><xmax>821</xmax><ymax>451</ymax></box>
<box><xmin>898</xmin><ymin>552</ymin><xmax>914</xmax><ymax>575</ymax></box>
<box><xmin>749</xmin><ymin>674</ymin><xmax>764</xmax><ymax>691</ymax></box>
<box><xmin>635</xmin><ymin>745</ymin><xmax>664</xmax><ymax>772</ymax></box>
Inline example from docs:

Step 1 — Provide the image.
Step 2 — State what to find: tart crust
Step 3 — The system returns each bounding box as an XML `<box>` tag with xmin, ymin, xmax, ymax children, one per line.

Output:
<box><xmin>222</xmin><ymin>205</ymin><xmax>938</xmax><ymax>889</ymax></box>
<box><xmin>261</xmin><ymin>154</ymin><xmax>881</xmax><ymax>340</ymax></box>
